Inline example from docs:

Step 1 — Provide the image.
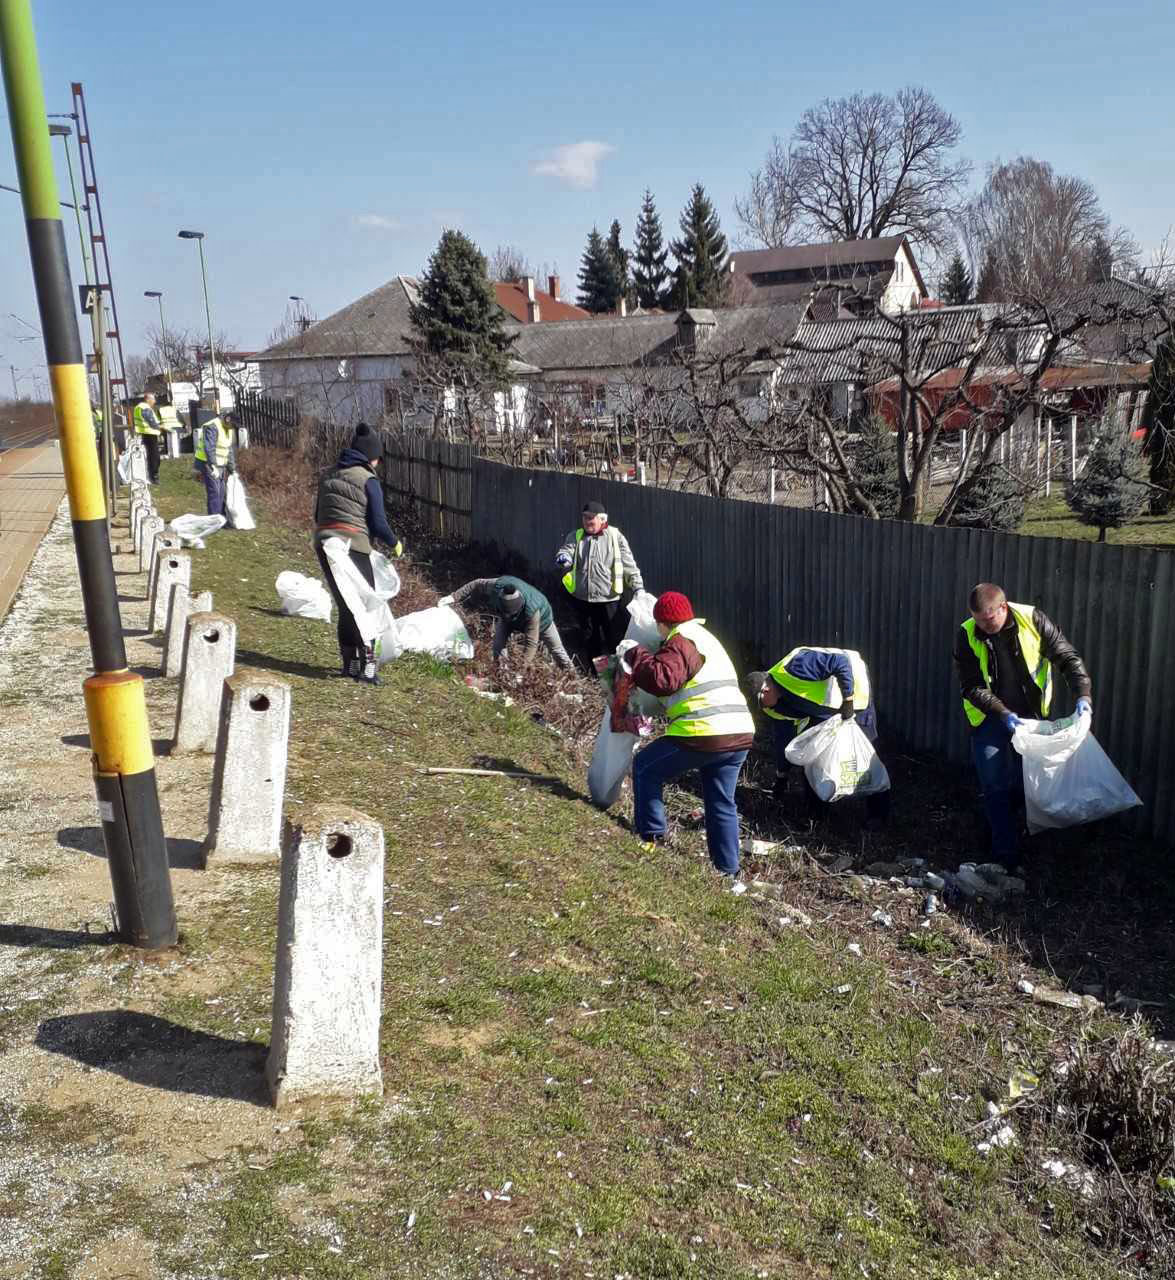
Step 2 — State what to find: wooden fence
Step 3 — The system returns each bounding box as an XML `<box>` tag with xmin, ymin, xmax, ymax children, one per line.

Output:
<box><xmin>230</xmin><ymin>390</ymin><xmax>299</xmax><ymax>450</ymax></box>
<box><xmin>381</xmin><ymin>434</ymin><xmax>473</xmax><ymax>541</ymax></box>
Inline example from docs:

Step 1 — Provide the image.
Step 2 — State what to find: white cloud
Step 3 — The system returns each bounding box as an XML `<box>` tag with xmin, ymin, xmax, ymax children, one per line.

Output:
<box><xmin>532</xmin><ymin>141</ymin><xmax>614</xmax><ymax>190</ymax></box>
<box><xmin>354</xmin><ymin>214</ymin><xmax>402</xmax><ymax>232</ymax></box>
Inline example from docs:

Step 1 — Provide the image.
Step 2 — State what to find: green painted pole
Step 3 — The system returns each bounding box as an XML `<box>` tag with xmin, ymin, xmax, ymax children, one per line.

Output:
<box><xmin>0</xmin><ymin>0</ymin><xmax>176</xmax><ymax>948</ymax></box>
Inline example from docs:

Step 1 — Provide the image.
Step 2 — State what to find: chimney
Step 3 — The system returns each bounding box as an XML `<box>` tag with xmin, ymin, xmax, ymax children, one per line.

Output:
<box><xmin>548</xmin><ymin>274</ymin><xmax>560</xmax><ymax>301</ymax></box>
<box><xmin>618</xmin><ymin>297</ymin><xmax>627</xmax><ymax>318</ymax></box>
<box><xmin>522</xmin><ymin>275</ymin><xmax>536</xmax><ymax>303</ymax></box>
<box><xmin>527</xmin><ymin>298</ymin><xmax>541</xmax><ymax>324</ymax></box>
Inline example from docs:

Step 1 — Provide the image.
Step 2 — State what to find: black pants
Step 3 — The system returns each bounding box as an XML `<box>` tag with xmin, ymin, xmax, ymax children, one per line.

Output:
<box><xmin>316</xmin><ymin>543</ymin><xmax>374</xmax><ymax>651</ymax></box>
<box><xmin>572</xmin><ymin>597</ymin><xmax>626</xmax><ymax>665</ymax></box>
<box><xmin>142</xmin><ymin>433</ymin><xmax>161</xmax><ymax>483</ymax></box>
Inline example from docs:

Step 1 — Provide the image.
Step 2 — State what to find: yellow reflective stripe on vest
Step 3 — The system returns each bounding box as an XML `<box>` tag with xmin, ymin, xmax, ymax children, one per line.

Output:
<box><xmin>561</xmin><ymin>526</ymin><xmax>624</xmax><ymax>595</ymax></box>
<box><xmin>961</xmin><ymin>601</ymin><xmax>1052</xmax><ymax>726</ymax></box>
<box><xmin>766</xmin><ymin>647</ymin><xmax>871</xmax><ymax>721</ymax></box>
<box><xmin>133</xmin><ymin>401</ymin><xmax>159</xmax><ymax>435</ymax></box>
<box><xmin>663</xmin><ymin>619</ymin><xmax>755</xmax><ymax>739</ymax></box>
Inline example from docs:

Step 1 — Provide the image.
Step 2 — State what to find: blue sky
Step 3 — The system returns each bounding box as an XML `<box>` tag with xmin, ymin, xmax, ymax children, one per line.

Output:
<box><xmin>2</xmin><ymin>0</ymin><xmax>1173</xmax><ymax>376</ymax></box>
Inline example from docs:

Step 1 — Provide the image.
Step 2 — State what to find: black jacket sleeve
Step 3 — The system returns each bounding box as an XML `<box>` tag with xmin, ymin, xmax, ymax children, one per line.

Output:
<box><xmin>364</xmin><ymin>475</ymin><xmax>398</xmax><ymax>548</ymax></box>
<box><xmin>952</xmin><ymin>625</ymin><xmax>1007</xmax><ymax>720</ymax></box>
<box><xmin>451</xmin><ymin>578</ymin><xmax>496</xmax><ymax>609</ymax></box>
<box><xmin>1034</xmin><ymin>609</ymin><xmax>1093</xmax><ymax>701</ymax></box>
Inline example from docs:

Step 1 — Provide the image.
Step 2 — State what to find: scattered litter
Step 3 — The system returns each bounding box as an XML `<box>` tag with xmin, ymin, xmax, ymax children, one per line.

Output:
<box><xmin>923</xmin><ymin>872</ymin><xmax>946</xmax><ymax>891</ymax></box>
<box><xmin>482</xmin><ymin>1189</ymin><xmax>492</xmax><ymax>1202</ymax></box>
<box><xmin>406</xmin><ymin>1211</ymin><xmax>417</xmax><ymax>1232</ymax></box>
<box><xmin>729</xmin><ymin>881</ymin><xmax>747</xmax><ymax>896</ymax></box>
<box><xmin>1016</xmin><ymin>979</ymin><xmax>1036</xmax><ymax>995</ymax></box>
<box><xmin>834</xmin><ymin>984</ymin><xmax>853</xmax><ymax>996</ymax></box>
<box><xmin>1041</xmin><ymin>1159</ymin><xmax>1097</xmax><ymax>1198</ymax></box>
<box><xmin>977</xmin><ymin>1124</ymin><xmax>1017</xmax><ymax>1155</ymax></box>
<box><xmin>921</xmin><ymin>894</ymin><xmax>938</xmax><ymax>916</ymax></box>
<box><xmin>869</xmin><ymin>909</ymin><xmax>894</xmax><ymax>929</ymax></box>
<box><xmin>846</xmin><ymin>942</ymin><xmax>863</xmax><ymax>957</ymax></box>
<box><xmin>739</xmin><ymin>838</ymin><xmax>778</xmax><ymax>858</ymax></box>
<box><xmin>776</xmin><ymin>902</ymin><xmax>813</xmax><ymax>927</ymax></box>
<box><xmin>1032</xmin><ymin>987</ymin><xmax>1102</xmax><ymax>1013</ymax></box>
<box><xmin>1007</xmin><ymin>1069</ymin><xmax>1039</xmax><ymax>1099</ymax></box>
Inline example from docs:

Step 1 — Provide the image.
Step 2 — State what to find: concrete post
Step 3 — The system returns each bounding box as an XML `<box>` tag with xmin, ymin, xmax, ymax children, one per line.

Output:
<box><xmin>163</xmin><ymin>586</ymin><xmax>212</xmax><ymax>677</ymax></box>
<box><xmin>149</xmin><ymin>550</ymin><xmax>191</xmax><ymax>634</ymax></box>
<box><xmin>174</xmin><ymin>611</ymin><xmax>236</xmax><ymax>753</ymax></box>
<box><xmin>266</xmin><ymin>805</ymin><xmax>385</xmax><ymax>1107</ymax></box>
<box><xmin>204</xmin><ymin>668</ymin><xmax>291</xmax><ymax>863</ymax></box>
<box><xmin>137</xmin><ymin>515</ymin><xmax>164</xmax><ymax>573</ymax></box>
<box><xmin>129</xmin><ymin>498</ymin><xmax>151</xmax><ymax>550</ymax></box>
<box><xmin>146</xmin><ymin>534</ymin><xmax>181</xmax><ymax>602</ymax></box>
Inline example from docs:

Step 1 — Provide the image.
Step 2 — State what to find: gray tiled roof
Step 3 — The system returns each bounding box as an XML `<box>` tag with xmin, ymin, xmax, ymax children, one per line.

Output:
<box><xmin>257</xmin><ymin>276</ymin><xmax>422</xmax><ymax>360</ymax></box>
<box><xmin>729</xmin><ymin>236</ymin><xmax>905</xmax><ymax>277</ymax></box>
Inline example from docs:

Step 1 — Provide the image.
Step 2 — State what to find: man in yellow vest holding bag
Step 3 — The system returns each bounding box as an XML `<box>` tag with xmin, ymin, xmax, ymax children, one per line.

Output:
<box><xmin>620</xmin><ymin>591</ymin><xmax>755</xmax><ymax>880</ymax></box>
<box><xmin>193</xmin><ymin>398</ymin><xmax>236</xmax><ymax>524</ymax></box>
<box><xmin>953</xmin><ymin>583</ymin><xmax>1092</xmax><ymax>861</ymax></box>
<box><xmin>132</xmin><ymin>391</ymin><xmax>162</xmax><ymax>484</ymax></box>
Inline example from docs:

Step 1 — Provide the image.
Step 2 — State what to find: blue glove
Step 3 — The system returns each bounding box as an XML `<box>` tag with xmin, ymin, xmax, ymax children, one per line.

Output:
<box><xmin>1075</xmin><ymin>697</ymin><xmax>1092</xmax><ymax>718</ymax></box>
<box><xmin>1002</xmin><ymin>712</ymin><xmax>1022</xmax><ymax>733</ymax></box>
<box><xmin>555</xmin><ymin>552</ymin><xmax>572</xmax><ymax>569</ymax></box>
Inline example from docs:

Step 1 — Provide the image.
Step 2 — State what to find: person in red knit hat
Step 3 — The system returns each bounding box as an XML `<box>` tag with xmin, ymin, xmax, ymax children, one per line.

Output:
<box><xmin>619</xmin><ymin>591</ymin><xmax>755</xmax><ymax>878</ymax></box>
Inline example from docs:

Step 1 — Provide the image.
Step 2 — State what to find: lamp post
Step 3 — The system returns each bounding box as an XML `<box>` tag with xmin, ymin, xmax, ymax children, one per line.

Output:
<box><xmin>177</xmin><ymin>229</ymin><xmax>218</xmax><ymax>409</ymax></box>
<box><xmin>143</xmin><ymin>290</ymin><xmax>171</xmax><ymax>401</ymax></box>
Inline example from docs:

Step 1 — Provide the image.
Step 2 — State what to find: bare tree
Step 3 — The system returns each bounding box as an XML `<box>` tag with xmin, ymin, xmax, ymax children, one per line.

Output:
<box><xmin>487</xmin><ymin>244</ymin><xmax>534</xmax><ymax>283</ymax></box>
<box><xmin>267</xmin><ymin>299</ymin><xmax>318</xmax><ymax>348</ymax></box>
<box><xmin>965</xmin><ymin>157</ymin><xmax>1138</xmax><ymax>301</ymax></box>
<box><xmin>735</xmin><ymin>87</ymin><xmax>970</xmax><ymax>255</ymax></box>
<box><xmin>143</xmin><ymin>325</ymin><xmax>198</xmax><ymax>382</ymax></box>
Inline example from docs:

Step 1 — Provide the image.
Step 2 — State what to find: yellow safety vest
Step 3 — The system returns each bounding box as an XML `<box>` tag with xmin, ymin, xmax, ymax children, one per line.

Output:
<box><xmin>158</xmin><ymin>404</ymin><xmax>181</xmax><ymax>431</ymax></box>
<box><xmin>561</xmin><ymin>526</ymin><xmax>625</xmax><ymax>595</ymax></box>
<box><xmin>662</xmin><ymin>619</ymin><xmax>755</xmax><ymax>740</ymax></box>
<box><xmin>194</xmin><ymin>416</ymin><xmax>232</xmax><ymax>466</ymax></box>
<box><xmin>961</xmin><ymin>601</ymin><xmax>1052</xmax><ymax>726</ymax></box>
<box><xmin>133</xmin><ymin>401</ymin><xmax>160</xmax><ymax>436</ymax></box>
<box><xmin>763</xmin><ymin>647</ymin><xmax>872</xmax><ymax>729</ymax></box>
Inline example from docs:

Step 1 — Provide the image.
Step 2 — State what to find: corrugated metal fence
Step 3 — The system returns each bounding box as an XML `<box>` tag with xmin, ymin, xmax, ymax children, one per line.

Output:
<box><xmin>471</xmin><ymin>459</ymin><xmax>1175</xmax><ymax>846</ymax></box>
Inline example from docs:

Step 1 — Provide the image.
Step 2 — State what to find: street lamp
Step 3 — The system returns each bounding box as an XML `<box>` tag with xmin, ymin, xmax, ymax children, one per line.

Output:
<box><xmin>143</xmin><ymin>290</ymin><xmax>171</xmax><ymax>401</ymax></box>
<box><xmin>47</xmin><ymin>123</ymin><xmax>93</xmax><ymax>289</ymax></box>
<box><xmin>177</xmin><ymin>229</ymin><xmax>219</xmax><ymax>410</ymax></box>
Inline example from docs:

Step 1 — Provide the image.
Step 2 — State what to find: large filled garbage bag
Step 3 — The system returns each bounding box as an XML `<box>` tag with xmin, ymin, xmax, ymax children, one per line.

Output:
<box><xmin>784</xmin><ymin>717</ymin><xmax>891</xmax><ymax>802</ymax></box>
<box><xmin>1012</xmin><ymin>714</ymin><xmax>1141</xmax><ymax>832</ymax></box>
<box><xmin>169</xmin><ymin>513</ymin><xmax>227</xmax><ymax>549</ymax></box>
<box><xmin>587</xmin><ymin>708</ymin><xmax>641</xmax><ymax>808</ymax></box>
<box><xmin>224</xmin><ymin>473</ymin><xmax>256</xmax><ymax>530</ymax></box>
<box><xmin>275</xmin><ymin>571</ymin><xmax>332</xmax><ymax>621</ymax></box>
<box><xmin>379</xmin><ymin>605</ymin><xmax>474</xmax><ymax>665</ymax></box>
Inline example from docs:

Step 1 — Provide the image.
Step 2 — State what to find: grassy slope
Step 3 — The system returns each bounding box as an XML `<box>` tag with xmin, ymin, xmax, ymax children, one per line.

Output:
<box><xmin>12</xmin><ymin>460</ymin><xmax>1159</xmax><ymax>1280</ymax></box>
<box><xmin>1019</xmin><ymin>494</ymin><xmax>1175</xmax><ymax>545</ymax></box>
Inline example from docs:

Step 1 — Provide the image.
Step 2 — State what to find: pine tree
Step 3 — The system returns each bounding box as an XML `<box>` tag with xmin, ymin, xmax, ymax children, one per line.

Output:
<box><xmin>606</xmin><ymin>219</ymin><xmax>631</xmax><ymax>306</ymax></box>
<box><xmin>577</xmin><ymin>227</ymin><xmax>623</xmax><ymax>314</ymax></box>
<box><xmin>974</xmin><ymin>255</ymin><xmax>1001</xmax><ymax>303</ymax></box>
<box><xmin>632</xmin><ymin>189</ymin><xmax>670</xmax><ymax>310</ymax></box>
<box><xmin>939</xmin><ymin>253</ymin><xmax>973</xmax><ymax>305</ymax></box>
<box><xmin>1085</xmin><ymin>232</ymin><xmax>1115</xmax><ymax>284</ymax></box>
<box><xmin>670</xmin><ymin>183</ymin><xmax>728</xmax><ymax>309</ymax></box>
<box><xmin>946</xmin><ymin>461</ymin><xmax>1025</xmax><ymax>531</ymax></box>
<box><xmin>408</xmin><ymin>229</ymin><xmax>515</xmax><ymax>384</ymax></box>
<box><xmin>1142</xmin><ymin>336</ymin><xmax>1175</xmax><ymax>513</ymax></box>
<box><xmin>847</xmin><ymin>416</ymin><xmax>900</xmax><ymax>517</ymax></box>
<box><xmin>1067</xmin><ymin>421</ymin><xmax>1148</xmax><ymax>541</ymax></box>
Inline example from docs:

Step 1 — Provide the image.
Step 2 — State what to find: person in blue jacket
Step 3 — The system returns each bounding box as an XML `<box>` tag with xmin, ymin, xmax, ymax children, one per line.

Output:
<box><xmin>746</xmin><ymin>646</ymin><xmax>889</xmax><ymax>826</ymax></box>
<box><xmin>313</xmin><ymin>423</ymin><xmax>403</xmax><ymax>684</ymax></box>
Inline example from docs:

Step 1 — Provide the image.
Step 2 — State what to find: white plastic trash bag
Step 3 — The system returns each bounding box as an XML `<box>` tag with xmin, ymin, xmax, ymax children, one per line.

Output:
<box><xmin>224</xmin><ymin>472</ymin><xmax>256</xmax><ymax>530</ymax></box>
<box><xmin>319</xmin><ymin>537</ymin><xmax>400</xmax><ymax>645</ymax></box>
<box><xmin>169</xmin><ymin>513</ymin><xmax>226</xmax><ymax>549</ymax></box>
<box><xmin>587</xmin><ymin>708</ymin><xmax>640</xmax><ymax>808</ymax></box>
<box><xmin>384</xmin><ymin>605</ymin><xmax>474</xmax><ymax>664</ymax></box>
<box><xmin>1012</xmin><ymin>714</ymin><xmax>1141</xmax><ymax>832</ymax></box>
<box><xmin>117</xmin><ymin>441</ymin><xmax>146</xmax><ymax>486</ymax></box>
<box><xmin>275</xmin><ymin>571</ymin><xmax>332</xmax><ymax>622</ymax></box>
<box><xmin>622</xmin><ymin>590</ymin><xmax>661</xmax><ymax>650</ymax></box>
<box><xmin>785</xmin><ymin>717</ymin><xmax>891</xmax><ymax>803</ymax></box>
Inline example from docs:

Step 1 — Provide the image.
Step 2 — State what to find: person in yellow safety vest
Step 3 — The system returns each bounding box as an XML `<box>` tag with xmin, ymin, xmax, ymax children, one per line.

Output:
<box><xmin>193</xmin><ymin>399</ymin><xmax>236</xmax><ymax>525</ymax></box>
<box><xmin>555</xmin><ymin>499</ymin><xmax>643</xmax><ymax>666</ymax></box>
<box><xmin>746</xmin><ymin>647</ymin><xmax>888</xmax><ymax>828</ymax></box>
<box><xmin>157</xmin><ymin>401</ymin><xmax>181</xmax><ymax>457</ymax></box>
<box><xmin>132</xmin><ymin>392</ymin><xmax>162</xmax><ymax>484</ymax></box>
<box><xmin>619</xmin><ymin>591</ymin><xmax>755</xmax><ymax>880</ymax></box>
<box><xmin>953</xmin><ymin>582</ymin><xmax>1092</xmax><ymax>865</ymax></box>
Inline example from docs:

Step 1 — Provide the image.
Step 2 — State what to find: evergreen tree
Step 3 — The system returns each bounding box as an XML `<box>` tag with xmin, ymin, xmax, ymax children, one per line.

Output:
<box><xmin>974</xmin><ymin>255</ymin><xmax>1001</xmax><ymax>302</ymax></box>
<box><xmin>577</xmin><ymin>227</ymin><xmax>623</xmax><ymax>314</ymax></box>
<box><xmin>939</xmin><ymin>252</ymin><xmax>973</xmax><ymax>305</ymax></box>
<box><xmin>1066</xmin><ymin>421</ymin><xmax>1148</xmax><ymax>541</ymax></box>
<box><xmin>1141</xmin><ymin>336</ymin><xmax>1175</xmax><ymax>513</ymax></box>
<box><xmin>1085</xmin><ymin>232</ymin><xmax>1115</xmax><ymax>284</ymax></box>
<box><xmin>847</xmin><ymin>416</ymin><xmax>900</xmax><ymax>517</ymax></box>
<box><xmin>670</xmin><ymin>183</ymin><xmax>728</xmax><ymax>309</ymax></box>
<box><xmin>408</xmin><ymin>229</ymin><xmax>515</xmax><ymax>384</ymax></box>
<box><xmin>945</xmin><ymin>461</ymin><xmax>1025</xmax><ymax>531</ymax></box>
<box><xmin>606</xmin><ymin>219</ymin><xmax>631</xmax><ymax>306</ymax></box>
<box><xmin>631</xmin><ymin>189</ymin><xmax>670</xmax><ymax>310</ymax></box>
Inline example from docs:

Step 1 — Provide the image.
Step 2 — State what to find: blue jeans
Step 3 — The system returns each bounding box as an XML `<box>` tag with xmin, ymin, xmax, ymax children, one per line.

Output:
<box><xmin>198</xmin><ymin>460</ymin><xmax>226</xmax><ymax>518</ymax></box>
<box><xmin>632</xmin><ymin>736</ymin><xmax>748</xmax><ymax>875</ymax></box>
<box><xmin>971</xmin><ymin>717</ymin><xmax>1023</xmax><ymax>858</ymax></box>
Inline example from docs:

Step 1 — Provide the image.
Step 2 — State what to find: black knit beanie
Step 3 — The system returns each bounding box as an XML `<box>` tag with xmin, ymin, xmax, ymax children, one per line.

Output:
<box><xmin>352</xmin><ymin>422</ymin><xmax>383</xmax><ymax>462</ymax></box>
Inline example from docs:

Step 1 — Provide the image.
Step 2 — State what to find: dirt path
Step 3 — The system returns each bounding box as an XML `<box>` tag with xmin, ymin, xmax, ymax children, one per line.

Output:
<box><xmin>0</xmin><ymin>435</ymin><xmax>66</xmax><ymax>622</ymax></box>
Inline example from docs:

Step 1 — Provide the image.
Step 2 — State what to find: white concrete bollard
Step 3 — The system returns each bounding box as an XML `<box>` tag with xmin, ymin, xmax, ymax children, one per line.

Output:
<box><xmin>266</xmin><ymin>805</ymin><xmax>385</xmax><ymax>1107</ymax></box>
<box><xmin>149</xmin><ymin>550</ymin><xmax>191</xmax><ymax>634</ymax></box>
<box><xmin>163</xmin><ymin>586</ymin><xmax>212</xmax><ymax>677</ymax></box>
<box><xmin>137</xmin><ymin>516</ymin><xmax>163</xmax><ymax>572</ymax></box>
<box><xmin>173</xmin><ymin>612</ymin><xmax>236</xmax><ymax>753</ymax></box>
<box><xmin>129</xmin><ymin>499</ymin><xmax>148</xmax><ymax>548</ymax></box>
<box><xmin>204</xmin><ymin>669</ymin><xmax>291</xmax><ymax>864</ymax></box>
<box><xmin>146</xmin><ymin>534</ymin><xmax>181</xmax><ymax>602</ymax></box>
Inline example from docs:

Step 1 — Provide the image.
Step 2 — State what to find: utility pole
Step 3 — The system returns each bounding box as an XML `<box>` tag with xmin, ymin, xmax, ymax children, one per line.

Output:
<box><xmin>0</xmin><ymin>0</ymin><xmax>176</xmax><ymax>948</ymax></box>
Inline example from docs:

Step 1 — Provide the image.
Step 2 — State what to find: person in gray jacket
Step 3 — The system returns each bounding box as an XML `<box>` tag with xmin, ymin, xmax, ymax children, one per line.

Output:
<box><xmin>555</xmin><ymin>499</ymin><xmax>643</xmax><ymax>664</ymax></box>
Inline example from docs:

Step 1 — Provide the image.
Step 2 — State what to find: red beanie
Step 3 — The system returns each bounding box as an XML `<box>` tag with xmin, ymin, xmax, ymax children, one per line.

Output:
<box><xmin>653</xmin><ymin>591</ymin><xmax>694</xmax><ymax>625</ymax></box>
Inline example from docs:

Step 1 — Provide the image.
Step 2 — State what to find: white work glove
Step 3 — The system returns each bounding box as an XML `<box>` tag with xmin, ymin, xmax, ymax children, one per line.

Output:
<box><xmin>616</xmin><ymin>638</ymin><xmax>639</xmax><ymax>674</ymax></box>
<box><xmin>207</xmin><ymin>464</ymin><xmax>220</xmax><ymax>480</ymax></box>
<box><xmin>555</xmin><ymin>552</ymin><xmax>573</xmax><ymax>569</ymax></box>
<box><xmin>438</xmin><ymin>595</ymin><xmax>455</xmax><ymax>608</ymax></box>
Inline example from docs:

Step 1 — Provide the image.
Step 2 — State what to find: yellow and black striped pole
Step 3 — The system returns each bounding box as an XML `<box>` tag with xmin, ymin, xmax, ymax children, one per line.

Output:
<box><xmin>1</xmin><ymin>0</ymin><xmax>176</xmax><ymax>948</ymax></box>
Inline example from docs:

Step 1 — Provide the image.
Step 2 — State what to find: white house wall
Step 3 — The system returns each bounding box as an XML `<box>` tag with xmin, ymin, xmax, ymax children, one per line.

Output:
<box><xmin>258</xmin><ymin>355</ymin><xmax>413</xmax><ymax>424</ymax></box>
<box><xmin>881</xmin><ymin>242</ymin><xmax>925</xmax><ymax>314</ymax></box>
